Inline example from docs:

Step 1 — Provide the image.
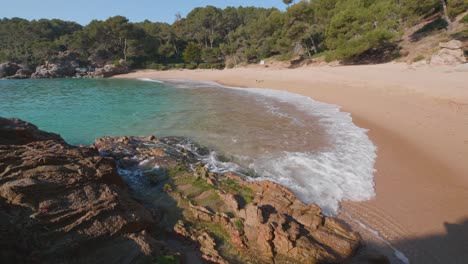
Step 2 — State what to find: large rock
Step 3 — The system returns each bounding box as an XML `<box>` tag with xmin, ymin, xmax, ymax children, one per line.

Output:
<box><xmin>92</xmin><ymin>63</ymin><xmax>130</xmax><ymax>78</ymax></box>
<box><xmin>31</xmin><ymin>51</ymin><xmax>82</xmax><ymax>78</ymax></box>
<box><xmin>6</xmin><ymin>68</ymin><xmax>33</xmax><ymax>79</ymax></box>
<box><xmin>95</xmin><ymin>136</ymin><xmax>362</xmax><ymax>264</ymax></box>
<box><xmin>431</xmin><ymin>40</ymin><xmax>467</xmax><ymax>66</ymax></box>
<box><xmin>0</xmin><ymin>117</ymin><xmax>63</xmax><ymax>145</ymax></box>
<box><xmin>233</xmin><ymin>178</ymin><xmax>361</xmax><ymax>264</ymax></box>
<box><xmin>439</xmin><ymin>40</ymin><xmax>463</xmax><ymax>50</ymax></box>
<box><xmin>0</xmin><ymin>118</ymin><xmax>170</xmax><ymax>263</ymax></box>
<box><xmin>0</xmin><ymin>62</ymin><xmax>21</xmax><ymax>78</ymax></box>
<box><xmin>455</xmin><ymin>63</ymin><xmax>468</xmax><ymax>72</ymax></box>
<box><xmin>31</xmin><ymin>62</ymin><xmax>77</xmax><ymax>78</ymax></box>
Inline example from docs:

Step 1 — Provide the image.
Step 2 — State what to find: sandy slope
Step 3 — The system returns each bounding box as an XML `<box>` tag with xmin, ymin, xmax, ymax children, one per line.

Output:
<box><xmin>114</xmin><ymin>63</ymin><xmax>468</xmax><ymax>263</ymax></box>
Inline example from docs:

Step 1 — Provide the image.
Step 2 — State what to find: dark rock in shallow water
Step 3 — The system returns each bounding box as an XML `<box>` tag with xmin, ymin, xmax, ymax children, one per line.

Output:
<box><xmin>0</xmin><ymin>62</ymin><xmax>21</xmax><ymax>78</ymax></box>
<box><xmin>0</xmin><ymin>118</ymin><xmax>175</xmax><ymax>263</ymax></box>
<box><xmin>7</xmin><ymin>68</ymin><xmax>33</xmax><ymax>79</ymax></box>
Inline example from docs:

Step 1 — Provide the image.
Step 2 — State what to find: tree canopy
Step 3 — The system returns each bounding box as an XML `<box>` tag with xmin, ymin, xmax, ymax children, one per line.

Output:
<box><xmin>1</xmin><ymin>0</ymin><xmax>466</xmax><ymax>68</ymax></box>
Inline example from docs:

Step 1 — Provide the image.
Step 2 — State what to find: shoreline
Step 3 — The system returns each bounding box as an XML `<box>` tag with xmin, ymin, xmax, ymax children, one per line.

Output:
<box><xmin>114</xmin><ymin>63</ymin><xmax>468</xmax><ymax>263</ymax></box>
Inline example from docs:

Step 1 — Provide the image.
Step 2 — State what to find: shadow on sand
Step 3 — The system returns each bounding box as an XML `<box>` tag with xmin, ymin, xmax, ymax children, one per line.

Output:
<box><xmin>346</xmin><ymin>218</ymin><xmax>468</xmax><ymax>264</ymax></box>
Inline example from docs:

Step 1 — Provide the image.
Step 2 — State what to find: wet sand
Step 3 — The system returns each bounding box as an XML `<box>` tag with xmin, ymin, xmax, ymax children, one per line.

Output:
<box><xmin>114</xmin><ymin>63</ymin><xmax>468</xmax><ymax>263</ymax></box>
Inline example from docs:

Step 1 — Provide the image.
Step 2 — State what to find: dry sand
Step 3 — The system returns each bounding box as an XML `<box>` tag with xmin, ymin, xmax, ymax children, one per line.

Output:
<box><xmin>114</xmin><ymin>63</ymin><xmax>468</xmax><ymax>263</ymax></box>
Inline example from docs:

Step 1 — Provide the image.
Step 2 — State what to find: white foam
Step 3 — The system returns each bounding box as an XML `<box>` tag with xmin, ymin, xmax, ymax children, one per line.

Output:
<box><xmin>203</xmin><ymin>151</ymin><xmax>245</xmax><ymax>174</ymax></box>
<box><xmin>230</xmin><ymin>85</ymin><xmax>376</xmax><ymax>215</ymax></box>
<box><xmin>156</xmin><ymin>79</ymin><xmax>378</xmax><ymax>215</ymax></box>
<box><xmin>137</xmin><ymin>78</ymin><xmax>163</xmax><ymax>83</ymax></box>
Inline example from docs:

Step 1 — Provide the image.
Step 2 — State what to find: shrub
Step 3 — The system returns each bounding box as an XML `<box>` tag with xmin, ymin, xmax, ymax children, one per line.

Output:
<box><xmin>197</xmin><ymin>63</ymin><xmax>225</xmax><ymax>70</ymax></box>
<box><xmin>202</xmin><ymin>47</ymin><xmax>222</xmax><ymax>63</ymax></box>
<box><xmin>113</xmin><ymin>58</ymin><xmax>122</xmax><ymax>67</ymax></box>
<box><xmin>462</xmin><ymin>14</ymin><xmax>468</xmax><ymax>24</ymax></box>
<box><xmin>153</xmin><ymin>255</ymin><xmax>179</xmax><ymax>264</ymax></box>
<box><xmin>412</xmin><ymin>55</ymin><xmax>425</xmax><ymax>62</ymax></box>
<box><xmin>163</xmin><ymin>183</ymin><xmax>172</xmax><ymax>192</ymax></box>
<box><xmin>447</xmin><ymin>0</ymin><xmax>468</xmax><ymax>19</ymax></box>
<box><xmin>185</xmin><ymin>64</ymin><xmax>197</xmax><ymax>70</ymax></box>
<box><xmin>146</xmin><ymin>63</ymin><xmax>168</xmax><ymax>70</ymax></box>
<box><xmin>234</xmin><ymin>220</ymin><xmax>244</xmax><ymax>231</ymax></box>
<box><xmin>183</xmin><ymin>42</ymin><xmax>202</xmax><ymax>64</ymax></box>
<box><xmin>170</xmin><ymin>63</ymin><xmax>185</xmax><ymax>69</ymax></box>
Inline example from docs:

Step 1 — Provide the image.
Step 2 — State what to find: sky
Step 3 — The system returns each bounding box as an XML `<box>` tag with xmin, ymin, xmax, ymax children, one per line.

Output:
<box><xmin>1</xmin><ymin>0</ymin><xmax>285</xmax><ymax>25</ymax></box>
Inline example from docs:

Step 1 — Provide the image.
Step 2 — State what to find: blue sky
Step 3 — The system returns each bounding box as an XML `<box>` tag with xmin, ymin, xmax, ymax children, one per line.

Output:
<box><xmin>1</xmin><ymin>0</ymin><xmax>285</xmax><ymax>25</ymax></box>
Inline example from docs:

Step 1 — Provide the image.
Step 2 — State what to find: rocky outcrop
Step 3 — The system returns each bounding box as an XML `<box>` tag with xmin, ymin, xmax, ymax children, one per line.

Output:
<box><xmin>92</xmin><ymin>62</ymin><xmax>130</xmax><ymax>78</ymax></box>
<box><xmin>431</xmin><ymin>40</ymin><xmax>466</xmax><ymax>66</ymax></box>
<box><xmin>1</xmin><ymin>54</ymin><xmax>130</xmax><ymax>79</ymax></box>
<box><xmin>0</xmin><ymin>63</ymin><xmax>33</xmax><ymax>79</ymax></box>
<box><xmin>0</xmin><ymin>117</ymin><xmax>63</xmax><ymax>145</ymax></box>
<box><xmin>0</xmin><ymin>118</ymin><xmax>174</xmax><ymax>263</ymax></box>
<box><xmin>8</xmin><ymin>68</ymin><xmax>33</xmax><ymax>79</ymax></box>
<box><xmin>96</xmin><ymin>136</ymin><xmax>362</xmax><ymax>264</ymax></box>
<box><xmin>31</xmin><ymin>52</ymin><xmax>81</xmax><ymax>79</ymax></box>
<box><xmin>1</xmin><ymin>118</ymin><xmax>364</xmax><ymax>263</ymax></box>
<box><xmin>0</xmin><ymin>62</ymin><xmax>21</xmax><ymax>78</ymax></box>
<box><xmin>26</xmin><ymin>52</ymin><xmax>129</xmax><ymax>79</ymax></box>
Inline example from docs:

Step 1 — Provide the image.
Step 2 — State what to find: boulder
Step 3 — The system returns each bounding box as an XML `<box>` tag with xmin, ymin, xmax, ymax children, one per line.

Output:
<box><xmin>31</xmin><ymin>51</ymin><xmax>82</xmax><ymax>78</ymax></box>
<box><xmin>439</xmin><ymin>40</ymin><xmax>463</xmax><ymax>50</ymax></box>
<box><xmin>455</xmin><ymin>63</ymin><xmax>468</xmax><ymax>72</ymax></box>
<box><xmin>7</xmin><ymin>68</ymin><xmax>33</xmax><ymax>79</ymax></box>
<box><xmin>431</xmin><ymin>40</ymin><xmax>467</xmax><ymax>66</ymax></box>
<box><xmin>0</xmin><ymin>118</ymin><xmax>170</xmax><ymax>263</ymax></box>
<box><xmin>0</xmin><ymin>62</ymin><xmax>21</xmax><ymax>78</ymax></box>
<box><xmin>431</xmin><ymin>48</ymin><xmax>466</xmax><ymax>65</ymax></box>
<box><xmin>0</xmin><ymin>117</ymin><xmax>64</xmax><ymax>145</ymax></box>
<box><xmin>92</xmin><ymin>64</ymin><xmax>130</xmax><ymax>78</ymax></box>
<box><xmin>31</xmin><ymin>61</ymin><xmax>77</xmax><ymax>78</ymax></box>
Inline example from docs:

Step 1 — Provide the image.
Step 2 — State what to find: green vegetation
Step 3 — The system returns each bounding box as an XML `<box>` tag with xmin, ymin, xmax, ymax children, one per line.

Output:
<box><xmin>1</xmin><ymin>0</ymin><xmax>466</xmax><ymax>68</ymax></box>
<box><xmin>153</xmin><ymin>255</ymin><xmax>179</xmax><ymax>264</ymax></box>
<box><xmin>221</xmin><ymin>178</ymin><xmax>254</xmax><ymax>204</ymax></box>
<box><xmin>234</xmin><ymin>219</ymin><xmax>244</xmax><ymax>231</ymax></box>
<box><xmin>168</xmin><ymin>165</ymin><xmax>187</xmax><ymax>177</ymax></box>
<box><xmin>413</xmin><ymin>55</ymin><xmax>426</xmax><ymax>62</ymax></box>
<box><xmin>462</xmin><ymin>14</ymin><xmax>468</xmax><ymax>24</ymax></box>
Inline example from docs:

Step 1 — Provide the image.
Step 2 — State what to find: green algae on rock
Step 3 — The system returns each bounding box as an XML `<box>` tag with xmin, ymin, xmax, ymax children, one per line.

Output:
<box><xmin>95</xmin><ymin>135</ymin><xmax>362</xmax><ymax>264</ymax></box>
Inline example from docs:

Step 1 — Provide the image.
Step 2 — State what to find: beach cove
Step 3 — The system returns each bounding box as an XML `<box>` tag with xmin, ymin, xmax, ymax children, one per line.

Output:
<box><xmin>114</xmin><ymin>62</ymin><xmax>468</xmax><ymax>264</ymax></box>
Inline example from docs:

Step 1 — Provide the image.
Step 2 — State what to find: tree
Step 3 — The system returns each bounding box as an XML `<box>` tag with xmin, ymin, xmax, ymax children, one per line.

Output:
<box><xmin>183</xmin><ymin>42</ymin><xmax>202</xmax><ymax>64</ymax></box>
<box><xmin>283</xmin><ymin>0</ymin><xmax>294</xmax><ymax>6</ymax></box>
<box><xmin>325</xmin><ymin>0</ymin><xmax>400</xmax><ymax>61</ymax></box>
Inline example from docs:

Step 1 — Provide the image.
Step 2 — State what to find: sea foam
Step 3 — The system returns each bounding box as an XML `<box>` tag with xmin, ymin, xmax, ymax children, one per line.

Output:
<box><xmin>137</xmin><ymin>78</ymin><xmax>163</xmax><ymax>83</ymax></box>
<box><xmin>139</xmin><ymin>78</ymin><xmax>377</xmax><ymax>215</ymax></box>
<box><xmin>239</xmin><ymin>88</ymin><xmax>377</xmax><ymax>214</ymax></box>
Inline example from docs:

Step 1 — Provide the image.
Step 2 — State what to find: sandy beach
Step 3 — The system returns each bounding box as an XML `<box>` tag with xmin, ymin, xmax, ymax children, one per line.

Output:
<box><xmin>114</xmin><ymin>63</ymin><xmax>468</xmax><ymax>263</ymax></box>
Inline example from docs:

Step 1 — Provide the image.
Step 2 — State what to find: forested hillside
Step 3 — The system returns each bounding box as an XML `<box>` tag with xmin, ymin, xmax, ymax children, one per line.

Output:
<box><xmin>1</xmin><ymin>0</ymin><xmax>467</xmax><ymax>69</ymax></box>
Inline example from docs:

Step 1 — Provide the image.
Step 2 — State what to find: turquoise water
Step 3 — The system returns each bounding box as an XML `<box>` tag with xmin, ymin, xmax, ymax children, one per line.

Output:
<box><xmin>0</xmin><ymin>78</ymin><xmax>376</xmax><ymax>214</ymax></box>
<box><xmin>0</xmin><ymin>78</ymin><xmax>211</xmax><ymax>145</ymax></box>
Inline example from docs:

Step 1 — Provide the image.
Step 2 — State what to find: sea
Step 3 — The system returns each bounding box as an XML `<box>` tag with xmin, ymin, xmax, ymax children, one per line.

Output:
<box><xmin>0</xmin><ymin>78</ymin><xmax>377</xmax><ymax>214</ymax></box>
